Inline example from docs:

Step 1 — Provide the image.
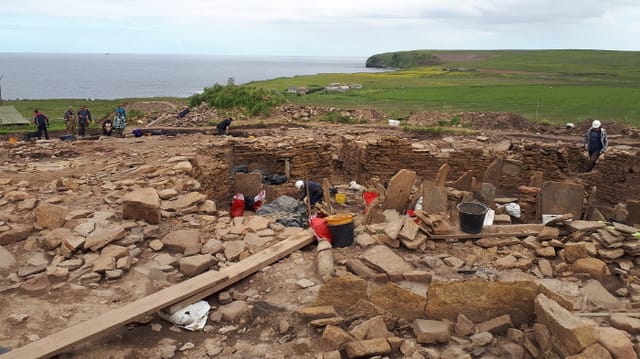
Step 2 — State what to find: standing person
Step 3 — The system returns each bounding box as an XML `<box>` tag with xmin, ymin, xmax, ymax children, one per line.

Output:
<box><xmin>113</xmin><ymin>106</ymin><xmax>127</xmax><ymax>138</ymax></box>
<box><xmin>77</xmin><ymin>105</ymin><xmax>92</xmax><ymax>137</ymax></box>
<box><xmin>216</xmin><ymin>117</ymin><xmax>233</xmax><ymax>135</ymax></box>
<box><xmin>63</xmin><ymin>106</ymin><xmax>76</xmax><ymax>134</ymax></box>
<box><xmin>33</xmin><ymin>109</ymin><xmax>50</xmax><ymax>140</ymax></box>
<box><xmin>115</xmin><ymin>104</ymin><xmax>126</xmax><ymax>122</ymax></box>
<box><xmin>584</xmin><ymin>119</ymin><xmax>608</xmax><ymax>172</ymax></box>
<box><xmin>102</xmin><ymin>118</ymin><xmax>113</xmax><ymax>136</ymax></box>
<box><xmin>295</xmin><ymin>180</ymin><xmax>324</xmax><ymax>205</ymax></box>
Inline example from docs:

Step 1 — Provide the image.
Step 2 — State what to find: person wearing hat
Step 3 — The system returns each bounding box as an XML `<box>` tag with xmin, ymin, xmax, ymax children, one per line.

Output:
<box><xmin>295</xmin><ymin>180</ymin><xmax>324</xmax><ymax>205</ymax></box>
<box><xmin>584</xmin><ymin>119</ymin><xmax>608</xmax><ymax>172</ymax></box>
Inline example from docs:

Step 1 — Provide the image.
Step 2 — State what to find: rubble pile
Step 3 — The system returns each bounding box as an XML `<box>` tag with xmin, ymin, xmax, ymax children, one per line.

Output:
<box><xmin>1</xmin><ymin>121</ymin><xmax>640</xmax><ymax>358</ymax></box>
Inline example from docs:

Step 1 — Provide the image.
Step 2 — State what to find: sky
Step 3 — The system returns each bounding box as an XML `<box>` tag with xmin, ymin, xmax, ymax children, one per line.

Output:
<box><xmin>1</xmin><ymin>0</ymin><xmax>639</xmax><ymax>57</ymax></box>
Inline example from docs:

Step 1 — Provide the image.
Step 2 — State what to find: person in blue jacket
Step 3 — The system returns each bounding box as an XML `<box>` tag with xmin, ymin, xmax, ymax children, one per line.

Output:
<box><xmin>295</xmin><ymin>180</ymin><xmax>324</xmax><ymax>205</ymax></box>
<box><xmin>584</xmin><ymin>119</ymin><xmax>608</xmax><ymax>172</ymax></box>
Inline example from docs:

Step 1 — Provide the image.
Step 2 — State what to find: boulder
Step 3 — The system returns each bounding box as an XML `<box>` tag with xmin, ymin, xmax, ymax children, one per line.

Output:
<box><xmin>597</xmin><ymin>327</ymin><xmax>636</xmax><ymax>359</ymax></box>
<box><xmin>122</xmin><ymin>188</ymin><xmax>161</xmax><ymax>224</ymax></box>
<box><xmin>179</xmin><ymin>254</ymin><xmax>214</xmax><ymax>276</ymax></box>
<box><xmin>534</xmin><ymin>293</ymin><xmax>598</xmax><ymax>357</ymax></box>
<box><xmin>35</xmin><ymin>203</ymin><xmax>68</xmax><ymax>229</ymax></box>
<box><xmin>161</xmin><ymin>229</ymin><xmax>201</xmax><ymax>254</ymax></box>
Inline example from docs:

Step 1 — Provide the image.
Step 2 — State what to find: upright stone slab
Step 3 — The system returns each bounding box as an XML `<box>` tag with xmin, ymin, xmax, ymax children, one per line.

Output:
<box><xmin>383</xmin><ymin>169</ymin><xmax>416</xmax><ymax>212</ymax></box>
<box><xmin>422</xmin><ymin>180</ymin><xmax>448</xmax><ymax>214</ymax></box>
<box><xmin>534</xmin><ymin>293</ymin><xmax>598</xmax><ymax>357</ymax></box>
<box><xmin>435</xmin><ymin>164</ymin><xmax>451</xmax><ymax>187</ymax></box>
<box><xmin>627</xmin><ymin>200</ymin><xmax>640</xmax><ymax>226</ymax></box>
<box><xmin>233</xmin><ymin>172</ymin><xmax>263</xmax><ymax>199</ymax></box>
<box><xmin>483</xmin><ymin>158</ymin><xmax>503</xmax><ymax>186</ymax></box>
<box><xmin>540</xmin><ymin>181</ymin><xmax>584</xmax><ymax>219</ymax></box>
<box><xmin>475</xmin><ymin>182</ymin><xmax>496</xmax><ymax>209</ymax></box>
<box><xmin>451</xmin><ymin>170</ymin><xmax>474</xmax><ymax>191</ymax></box>
<box><xmin>426</xmin><ymin>277</ymin><xmax>538</xmax><ymax>326</ymax></box>
<box><xmin>122</xmin><ymin>187</ymin><xmax>161</xmax><ymax>224</ymax></box>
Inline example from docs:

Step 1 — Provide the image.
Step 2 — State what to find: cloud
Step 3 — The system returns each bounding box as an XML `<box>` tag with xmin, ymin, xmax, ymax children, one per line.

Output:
<box><xmin>1</xmin><ymin>0</ymin><xmax>639</xmax><ymax>55</ymax></box>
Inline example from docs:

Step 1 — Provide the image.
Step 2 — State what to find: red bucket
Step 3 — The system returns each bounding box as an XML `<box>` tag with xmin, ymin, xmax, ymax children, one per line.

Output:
<box><xmin>363</xmin><ymin>191</ymin><xmax>378</xmax><ymax>206</ymax></box>
<box><xmin>230</xmin><ymin>193</ymin><xmax>245</xmax><ymax>218</ymax></box>
<box><xmin>310</xmin><ymin>217</ymin><xmax>332</xmax><ymax>243</ymax></box>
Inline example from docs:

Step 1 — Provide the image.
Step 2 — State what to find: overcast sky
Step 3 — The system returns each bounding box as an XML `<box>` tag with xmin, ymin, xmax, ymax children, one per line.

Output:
<box><xmin>2</xmin><ymin>0</ymin><xmax>639</xmax><ymax>56</ymax></box>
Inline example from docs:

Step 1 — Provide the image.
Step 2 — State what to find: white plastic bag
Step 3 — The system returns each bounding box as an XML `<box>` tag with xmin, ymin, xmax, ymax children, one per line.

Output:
<box><xmin>414</xmin><ymin>196</ymin><xmax>423</xmax><ymax>211</ymax></box>
<box><xmin>157</xmin><ymin>300</ymin><xmax>210</xmax><ymax>331</ymax></box>
<box><xmin>504</xmin><ymin>203</ymin><xmax>521</xmax><ymax>218</ymax></box>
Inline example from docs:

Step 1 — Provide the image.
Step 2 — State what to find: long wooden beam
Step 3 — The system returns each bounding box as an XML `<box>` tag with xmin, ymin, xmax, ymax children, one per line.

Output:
<box><xmin>2</xmin><ymin>230</ymin><xmax>314</xmax><ymax>359</ymax></box>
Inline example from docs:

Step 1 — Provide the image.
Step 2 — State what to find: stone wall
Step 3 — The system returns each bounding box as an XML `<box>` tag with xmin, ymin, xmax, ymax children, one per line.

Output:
<box><xmin>339</xmin><ymin>136</ymin><xmax>640</xmax><ymax>204</ymax></box>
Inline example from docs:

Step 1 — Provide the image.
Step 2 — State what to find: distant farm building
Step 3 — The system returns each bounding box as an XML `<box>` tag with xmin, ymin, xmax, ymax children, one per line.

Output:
<box><xmin>349</xmin><ymin>83</ymin><xmax>363</xmax><ymax>89</ymax></box>
<box><xmin>325</xmin><ymin>83</ymin><xmax>350</xmax><ymax>93</ymax></box>
<box><xmin>287</xmin><ymin>86</ymin><xmax>308</xmax><ymax>95</ymax></box>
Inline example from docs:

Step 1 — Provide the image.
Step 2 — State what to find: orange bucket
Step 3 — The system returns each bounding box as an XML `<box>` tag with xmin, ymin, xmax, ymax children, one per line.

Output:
<box><xmin>325</xmin><ymin>213</ymin><xmax>354</xmax><ymax>226</ymax></box>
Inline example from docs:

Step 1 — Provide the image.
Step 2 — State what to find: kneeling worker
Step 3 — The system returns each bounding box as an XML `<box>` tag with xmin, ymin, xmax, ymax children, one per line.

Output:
<box><xmin>295</xmin><ymin>180</ymin><xmax>324</xmax><ymax>205</ymax></box>
<box><xmin>216</xmin><ymin>117</ymin><xmax>233</xmax><ymax>135</ymax></box>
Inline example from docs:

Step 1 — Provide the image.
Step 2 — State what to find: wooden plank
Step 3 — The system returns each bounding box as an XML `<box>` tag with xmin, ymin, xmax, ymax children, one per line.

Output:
<box><xmin>3</xmin><ymin>230</ymin><xmax>315</xmax><ymax>359</ymax></box>
<box><xmin>427</xmin><ymin>224</ymin><xmax>544</xmax><ymax>240</ymax></box>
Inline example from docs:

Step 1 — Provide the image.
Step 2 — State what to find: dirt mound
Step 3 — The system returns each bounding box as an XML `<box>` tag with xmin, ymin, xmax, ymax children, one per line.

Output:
<box><xmin>126</xmin><ymin>100</ymin><xmax>181</xmax><ymax>113</ymax></box>
<box><xmin>407</xmin><ymin>111</ymin><xmax>550</xmax><ymax>133</ymax></box>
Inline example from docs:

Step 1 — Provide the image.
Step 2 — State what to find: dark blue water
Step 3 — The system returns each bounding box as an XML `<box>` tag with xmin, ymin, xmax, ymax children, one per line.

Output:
<box><xmin>0</xmin><ymin>53</ymin><xmax>380</xmax><ymax>100</ymax></box>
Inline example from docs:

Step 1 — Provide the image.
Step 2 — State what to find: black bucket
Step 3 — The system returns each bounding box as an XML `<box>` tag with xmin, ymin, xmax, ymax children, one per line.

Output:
<box><xmin>328</xmin><ymin>222</ymin><xmax>355</xmax><ymax>247</ymax></box>
<box><xmin>457</xmin><ymin>202</ymin><xmax>488</xmax><ymax>234</ymax></box>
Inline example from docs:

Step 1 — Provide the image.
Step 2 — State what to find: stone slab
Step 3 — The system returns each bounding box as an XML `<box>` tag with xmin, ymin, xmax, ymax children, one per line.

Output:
<box><xmin>233</xmin><ymin>172</ymin><xmax>263</xmax><ymax>199</ymax></box>
<box><xmin>361</xmin><ymin>245</ymin><xmax>412</xmax><ymax>275</ymax></box>
<box><xmin>383</xmin><ymin>169</ymin><xmax>416</xmax><ymax>212</ymax></box>
<box><xmin>422</xmin><ymin>180</ymin><xmax>448</xmax><ymax>214</ymax></box>
<box><xmin>540</xmin><ymin>181</ymin><xmax>584</xmax><ymax>219</ymax></box>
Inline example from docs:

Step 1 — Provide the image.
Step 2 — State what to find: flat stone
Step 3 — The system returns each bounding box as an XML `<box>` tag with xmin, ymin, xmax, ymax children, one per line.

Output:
<box><xmin>402</xmin><ymin>270</ymin><xmax>432</xmax><ymax>283</ymax></box>
<box><xmin>476</xmin><ymin>314</ymin><xmax>513</xmax><ymax>335</ymax></box>
<box><xmin>564</xmin><ymin>243</ymin><xmax>591</xmax><ymax>264</ymax></box>
<box><xmin>243</xmin><ymin>232</ymin><xmax>271</xmax><ymax>254</ymax></box>
<box><xmin>84</xmin><ymin>225</ymin><xmax>126</xmax><ymax>251</ymax></box>
<box><xmin>233</xmin><ymin>172</ymin><xmax>263</xmax><ymax>199</ymax></box>
<box><xmin>349</xmin><ymin>315</ymin><xmax>393</xmax><ymax>340</ymax></box>
<box><xmin>161</xmin><ymin>229</ymin><xmax>201</xmax><ymax>253</ymax></box>
<box><xmin>101</xmin><ymin>244</ymin><xmax>129</xmax><ymax>259</ymax></box>
<box><xmin>398</xmin><ymin>219</ymin><xmax>419</xmax><ymax>241</ymax></box>
<box><xmin>116</xmin><ymin>256</ymin><xmax>132</xmax><ymax>271</ymax></box>
<box><xmin>597</xmin><ymin>326</ymin><xmax>636</xmax><ymax>359</ymax></box>
<box><xmin>566</xmin><ymin>220</ymin><xmax>607</xmax><ymax>232</ymax></box>
<box><xmin>179</xmin><ymin>254</ymin><xmax>214</xmax><ymax>276</ymax></box>
<box><xmin>583</xmin><ymin>279</ymin><xmax>627</xmax><ymax>311</ymax></box>
<box><xmin>566</xmin><ymin>344</ymin><xmax>612</xmax><ymax>359</ymax></box>
<box><xmin>321</xmin><ymin>325</ymin><xmax>354</xmax><ymax>351</ymax></box>
<box><xmin>244</xmin><ymin>215</ymin><xmax>270</xmax><ymax>231</ymax></box>
<box><xmin>158</xmin><ymin>188</ymin><xmax>178</xmax><ymax>200</ymax></box>
<box><xmin>454</xmin><ymin>313</ymin><xmax>475</xmax><ymax>336</ymax></box>
<box><xmin>534</xmin><ymin>293</ymin><xmax>598</xmax><ymax>357</ymax></box>
<box><xmin>201</xmin><ymin>238</ymin><xmax>223</xmax><ymax>254</ymax></box>
<box><xmin>220</xmin><ymin>301</ymin><xmax>249</xmax><ymax>322</ymax></box>
<box><xmin>73</xmin><ymin>221</ymin><xmax>96</xmax><ymax>237</ymax></box>
<box><xmin>361</xmin><ymin>245</ymin><xmax>412</xmax><ymax>275</ymax></box>
<box><xmin>164</xmin><ymin>192</ymin><xmax>206</xmax><ymax>211</ymax></box>
<box><xmin>92</xmin><ymin>255</ymin><xmax>116</xmax><ymax>272</ymax></box>
<box><xmin>344</xmin><ymin>338</ymin><xmax>391</xmax><ymax>359</ymax></box>
<box><xmin>0</xmin><ymin>223</ymin><xmax>33</xmax><ymax>246</ymax></box>
<box><xmin>20</xmin><ymin>274</ymin><xmax>50</xmax><ymax>296</ymax></box>
<box><xmin>538</xmin><ymin>259</ymin><xmax>554</xmax><ymax>277</ymax></box>
<box><xmin>572</xmin><ymin>257</ymin><xmax>608</xmax><ymax>281</ymax></box>
<box><xmin>413</xmin><ymin>319</ymin><xmax>452</xmax><ymax>344</ymax></box>
<box><xmin>0</xmin><ymin>245</ymin><xmax>17</xmax><ymax>270</ymax></box>
<box><xmin>610</xmin><ymin>314</ymin><xmax>640</xmax><ymax>334</ymax></box>
<box><xmin>299</xmin><ymin>306</ymin><xmax>339</xmax><ymax>321</ymax></box>
<box><xmin>18</xmin><ymin>264</ymin><xmax>47</xmax><ymax>277</ymax></box>
<box><xmin>223</xmin><ymin>240</ymin><xmax>247</xmax><ymax>261</ymax></box>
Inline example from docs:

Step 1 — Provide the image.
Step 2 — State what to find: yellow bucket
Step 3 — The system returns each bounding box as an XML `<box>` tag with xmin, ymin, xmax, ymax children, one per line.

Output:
<box><xmin>325</xmin><ymin>213</ymin><xmax>353</xmax><ymax>226</ymax></box>
<box><xmin>335</xmin><ymin>193</ymin><xmax>346</xmax><ymax>205</ymax></box>
<box><xmin>8</xmin><ymin>137</ymin><xmax>17</xmax><ymax>144</ymax></box>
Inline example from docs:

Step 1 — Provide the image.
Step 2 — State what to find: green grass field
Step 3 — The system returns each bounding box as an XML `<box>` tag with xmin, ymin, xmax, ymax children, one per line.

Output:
<box><xmin>249</xmin><ymin>49</ymin><xmax>640</xmax><ymax>126</ymax></box>
<box><xmin>2</xmin><ymin>50</ymin><xmax>639</xmax><ymax>135</ymax></box>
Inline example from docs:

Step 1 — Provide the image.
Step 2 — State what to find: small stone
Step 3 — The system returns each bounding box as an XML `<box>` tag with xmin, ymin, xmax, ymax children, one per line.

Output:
<box><xmin>279</xmin><ymin>318</ymin><xmax>290</xmax><ymax>334</ymax></box>
<box><xmin>151</xmin><ymin>323</ymin><xmax>162</xmax><ymax>332</ymax></box>
<box><xmin>471</xmin><ymin>332</ymin><xmax>494</xmax><ymax>347</ymax></box>
<box><xmin>220</xmin><ymin>301</ymin><xmax>249</xmax><ymax>321</ymax></box>
<box><xmin>149</xmin><ymin>239</ymin><xmax>164</xmax><ymax>251</ymax></box>
<box><xmin>413</xmin><ymin>319</ymin><xmax>452</xmax><ymax>344</ymax></box>
<box><xmin>296</xmin><ymin>278</ymin><xmax>316</xmax><ymax>289</ymax></box>
<box><xmin>178</xmin><ymin>342</ymin><xmax>195</xmax><ymax>351</ymax></box>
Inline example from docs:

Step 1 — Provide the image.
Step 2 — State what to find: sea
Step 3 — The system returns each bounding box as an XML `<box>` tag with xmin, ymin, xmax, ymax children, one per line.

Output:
<box><xmin>0</xmin><ymin>53</ymin><xmax>383</xmax><ymax>100</ymax></box>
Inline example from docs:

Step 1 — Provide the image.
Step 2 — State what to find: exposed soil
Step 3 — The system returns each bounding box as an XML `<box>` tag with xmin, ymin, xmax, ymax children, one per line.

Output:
<box><xmin>1</xmin><ymin>101</ymin><xmax>640</xmax><ymax>359</ymax></box>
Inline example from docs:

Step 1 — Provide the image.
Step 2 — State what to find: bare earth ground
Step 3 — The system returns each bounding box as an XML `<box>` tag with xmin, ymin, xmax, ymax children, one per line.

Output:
<box><xmin>1</xmin><ymin>104</ymin><xmax>640</xmax><ymax>359</ymax></box>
